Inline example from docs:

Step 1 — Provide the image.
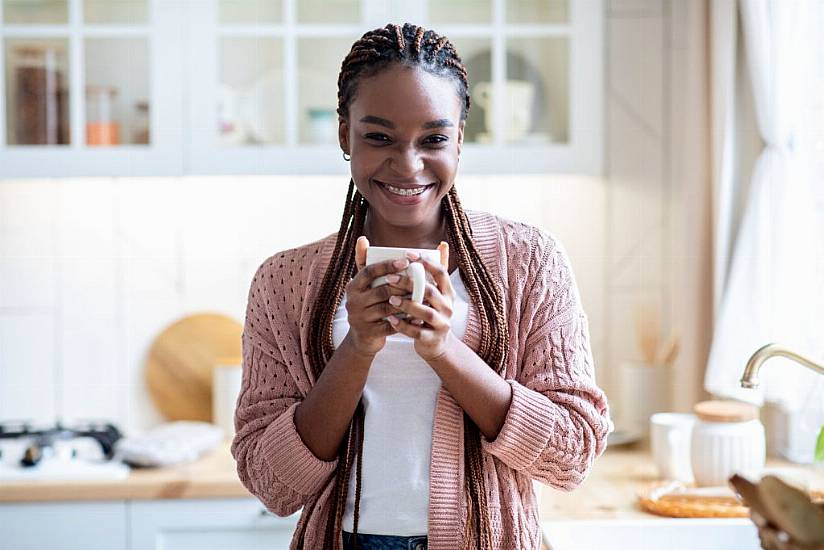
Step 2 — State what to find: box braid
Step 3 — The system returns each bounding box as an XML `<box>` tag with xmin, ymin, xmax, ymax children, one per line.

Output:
<box><xmin>300</xmin><ymin>23</ymin><xmax>508</xmax><ymax>550</ymax></box>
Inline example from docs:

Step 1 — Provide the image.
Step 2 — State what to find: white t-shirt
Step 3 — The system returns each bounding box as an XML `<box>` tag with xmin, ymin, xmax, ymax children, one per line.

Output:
<box><xmin>332</xmin><ymin>268</ymin><xmax>469</xmax><ymax>536</ymax></box>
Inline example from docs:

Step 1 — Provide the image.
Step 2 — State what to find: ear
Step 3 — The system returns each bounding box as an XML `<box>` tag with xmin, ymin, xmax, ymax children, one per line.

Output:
<box><xmin>457</xmin><ymin>119</ymin><xmax>465</xmax><ymax>156</ymax></box>
<box><xmin>338</xmin><ymin>117</ymin><xmax>350</xmax><ymax>154</ymax></box>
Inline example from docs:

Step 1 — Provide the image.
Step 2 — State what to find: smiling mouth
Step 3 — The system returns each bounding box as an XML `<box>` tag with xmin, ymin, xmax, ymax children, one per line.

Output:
<box><xmin>374</xmin><ymin>179</ymin><xmax>435</xmax><ymax>196</ymax></box>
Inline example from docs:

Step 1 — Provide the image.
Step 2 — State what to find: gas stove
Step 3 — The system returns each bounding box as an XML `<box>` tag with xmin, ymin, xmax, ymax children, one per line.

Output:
<box><xmin>0</xmin><ymin>420</ymin><xmax>130</xmax><ymax>481</ymax></box>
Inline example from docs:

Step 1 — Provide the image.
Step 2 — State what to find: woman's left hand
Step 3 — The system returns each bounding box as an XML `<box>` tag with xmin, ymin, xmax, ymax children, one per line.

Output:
<box><xmin>385</xmin><ymin>251</ymin><xmax>457</xmax><ymax>361</ymax></box>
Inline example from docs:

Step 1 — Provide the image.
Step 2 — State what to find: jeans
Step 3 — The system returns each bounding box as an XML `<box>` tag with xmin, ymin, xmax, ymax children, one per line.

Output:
<box><xmin>342</xmin><ymin>530</ymin><xmax>428</xmax><ymax>550</ymax></box>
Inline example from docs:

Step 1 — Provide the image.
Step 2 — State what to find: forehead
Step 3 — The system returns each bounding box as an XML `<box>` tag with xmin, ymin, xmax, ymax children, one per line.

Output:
<box><xmin>349</xmin><ymin>64</ymin><xmax>461</xmax><ymax>124</ymax></box>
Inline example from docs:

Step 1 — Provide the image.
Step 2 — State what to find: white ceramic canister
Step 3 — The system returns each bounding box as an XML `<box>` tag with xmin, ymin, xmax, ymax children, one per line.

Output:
<box><xmin>213</xmin><ymin>356</ymin><xmax>243</xmax><ymax>439</ymax></box>
<box><xmin>690</xmin><ymin>400</ymin><xmax>766</xmax><ymax>487</ymax></box>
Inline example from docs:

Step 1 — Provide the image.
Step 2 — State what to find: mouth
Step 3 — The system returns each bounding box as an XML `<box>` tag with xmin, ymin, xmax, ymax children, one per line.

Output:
<box><xmin>373</xmin><ymin>179</ymin><xmax>436</xmax><ymax>204</ymax></box>
<box><xmin>374</xmin><ymin>179</ymin><xmax>436</xmax><ymax>196</ymax></box>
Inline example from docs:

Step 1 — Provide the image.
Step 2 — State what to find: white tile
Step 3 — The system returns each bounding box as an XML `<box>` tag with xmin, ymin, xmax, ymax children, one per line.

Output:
<box><xmin>121</xmin><ymin>256</ymin><xmax>185</xmax><ymax>434</ymax></box>
<box><xmin>0</xmin><ymin>180</ymin><xmax>58</xmax><ymax>308</ymax></box>
<box><xmin>181</xmin><ymin>258</ymin><xmax>247</xmax><ymax>322</ymax></box>
<box><xmin>59</xmin><ymin>258</ymin><xmax>118</xmax><ymax>322</ymax></box>
<box><xmin>56</xmin><ymin>178</ymin><xmax>116</xmax><ymax>259</ymax></box>
<box><xmin>0</xmin><ymin>257</ymin><xmax>56</xmax><ymax>309</ymax></box>
<box><xmin>59</xmin><ymin>320</ymin><xmax>121</xmax><ymax>424</ymax></box>
<box><xmin>116</xmin><ymin>177</ymin><xmax>182</xmax><ymax>261</ymax></box>
<box><xmin>0</xmin><ymin>312</ymin><xmax>56</xmax><ymax>423</ymax></box>
<box><xmin>608</xmin><ymin>15</ymin><xmax>664</xmax><ymax>138</ymax></box>
<box><xmin>0</xmin><ymin>179</ymin><xmax>57</xmax><ymax>257</ymax></box>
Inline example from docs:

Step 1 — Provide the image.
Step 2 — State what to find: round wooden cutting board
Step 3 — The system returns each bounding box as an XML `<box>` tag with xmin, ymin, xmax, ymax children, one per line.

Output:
<box><xmin>144</xmin><ymin>313</ymin><xmax>243</xmax><ymax>422</ymax></box>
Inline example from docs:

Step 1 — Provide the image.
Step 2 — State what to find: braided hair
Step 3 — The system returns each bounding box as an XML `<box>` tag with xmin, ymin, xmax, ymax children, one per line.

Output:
<box><xmin>300</xmin><ymin>23</ymin><xmax>509</xmax><ymax>550</ymax></box>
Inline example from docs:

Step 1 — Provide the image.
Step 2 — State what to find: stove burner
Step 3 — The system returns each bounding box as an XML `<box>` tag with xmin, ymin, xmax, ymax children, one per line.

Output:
<box><xmin>0</xmin><ymin>420</ymin><xmax>123</xmax><ymax>467</ymax></box>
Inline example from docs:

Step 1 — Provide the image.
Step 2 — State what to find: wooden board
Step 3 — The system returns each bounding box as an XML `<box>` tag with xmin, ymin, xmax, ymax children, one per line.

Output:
<box><xmin>144</xmin><ymin>313</ymin><xmax>243</xmax><ymax>422</ymax></box>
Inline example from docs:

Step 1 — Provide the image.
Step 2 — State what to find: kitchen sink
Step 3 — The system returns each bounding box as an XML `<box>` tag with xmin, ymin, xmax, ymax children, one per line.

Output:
<box><xmin>541</xmin><ymin>518</ymin><xmax>759</xmax><ymax>550</ymax></box>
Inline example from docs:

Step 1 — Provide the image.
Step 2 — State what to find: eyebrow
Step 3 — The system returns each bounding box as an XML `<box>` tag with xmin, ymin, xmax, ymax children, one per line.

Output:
<box><xmin>359</xmin><ymin>115</ymin><xmax>454</xmax><ymax>130</ymax></box>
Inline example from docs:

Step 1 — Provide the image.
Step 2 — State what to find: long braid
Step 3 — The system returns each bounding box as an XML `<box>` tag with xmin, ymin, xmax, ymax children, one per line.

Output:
<box><xmin>306</xmin><ymin>23</ymin><xmax>507</xmax><ymax>549</ymax></box>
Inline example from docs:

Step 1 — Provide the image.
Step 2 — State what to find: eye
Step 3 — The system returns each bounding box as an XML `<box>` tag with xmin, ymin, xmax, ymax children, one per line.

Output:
<box><xmin>364</xmin><ymin>133</ymin><xmax>391</xmax><ymax>144</ymax></box>
<box><xmin>424</xmin><ymin>135</ymin><xmax>448</xmax><ymax>146</ymax></box>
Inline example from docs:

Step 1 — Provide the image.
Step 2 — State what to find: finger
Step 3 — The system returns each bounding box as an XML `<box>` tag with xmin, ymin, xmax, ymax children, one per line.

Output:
<box><xmin>437</xmin><ymin>241</ymin><xmax>449</xmax><ymax>269</ymax></box>
<box><xmin>355</xmin><ymin>236</ymin><xmax>369</xmax><ymax>271</ymax></box>
<box><xmin>421</xmin><ymin>282</ymin><xmax>454</xmax><ymax>318</ymax></box>
<box><xmin>360</xmin><ymin>284</ymin><xmax>408</xmax><ymax>309</ymax></box>
<box><xmin>387</xmin><ymin>315</ymin><xmax>424</xmax><ymax>338</ymax></box>
<box><xmin>389</xmin><ymin>295</ymin><xmax>449</xmax><ymax>331</ymax></box>
<box><xmin>353</xmin><ymin>257</ymin><xmax>409</xmax><ymax>292</ymax></box>
<box><xmin>415</xmin><ymin>256</ymin><xmax>454</xmax><ymax>300</ymax></box>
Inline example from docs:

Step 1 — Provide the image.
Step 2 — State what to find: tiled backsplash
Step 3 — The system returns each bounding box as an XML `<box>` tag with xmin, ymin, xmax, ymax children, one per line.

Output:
<box><xmin>0</xmin><ymin>175</ymin><xmax>607</xmax><ymax>435</ymax></box>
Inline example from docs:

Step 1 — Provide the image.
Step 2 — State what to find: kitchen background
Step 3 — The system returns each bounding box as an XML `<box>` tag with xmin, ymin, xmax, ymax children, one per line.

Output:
<box><xmin>1</xmin><ymin>0</ymin><xmax>823</xmax><ymax>549</ymax></box>
<box><xmin>0</xmin><ymin>0</ymin><xmax>715</xmax><ymax>435</ymax></box>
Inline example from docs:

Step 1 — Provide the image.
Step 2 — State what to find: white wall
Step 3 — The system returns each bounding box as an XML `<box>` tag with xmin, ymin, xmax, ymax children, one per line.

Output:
<box><xmin>0</xmin><ymin>175</ymin><xmax>606</xmax><ymax>435</ymax></box>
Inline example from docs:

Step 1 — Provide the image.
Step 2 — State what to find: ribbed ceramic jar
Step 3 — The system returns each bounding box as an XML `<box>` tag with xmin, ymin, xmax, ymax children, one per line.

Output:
<box><xmin>690</xmin><ymin>400</ymin><xmax>765</xmax><ymax>487</ymax></box>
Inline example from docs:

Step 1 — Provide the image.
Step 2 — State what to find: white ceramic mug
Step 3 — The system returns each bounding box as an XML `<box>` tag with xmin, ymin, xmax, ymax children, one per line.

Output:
<box><xmin>366</xmin><ymin>246</ymin><xmax>438</xmax><ymax>320</ymax></box>
<box><xmin>650</xmin><ymin>412</ymin><xmax>695</xmax><ymax>482</ymax></box>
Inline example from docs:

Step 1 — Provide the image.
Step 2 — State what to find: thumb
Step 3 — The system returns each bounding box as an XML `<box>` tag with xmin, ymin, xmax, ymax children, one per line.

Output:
<box><xmin>355</xmin><ymin>236</ymin><xmax>369</xmax><ymax>271</ymax></box>
<box><xmin>437</xmin><ymin>241</ymin><xmax>449</xmax><ymax>269</ymax></box>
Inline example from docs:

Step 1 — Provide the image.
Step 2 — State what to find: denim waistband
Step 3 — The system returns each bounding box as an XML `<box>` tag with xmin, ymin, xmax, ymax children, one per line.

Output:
<box><xmin>342</xmin><ymin>530</ymin><xmax>428</xmax><ymax>550</ymax></box>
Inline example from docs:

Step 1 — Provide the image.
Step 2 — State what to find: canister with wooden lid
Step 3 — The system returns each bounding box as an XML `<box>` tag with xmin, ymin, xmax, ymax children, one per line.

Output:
<box><xmin>690</xmin><ymin>400</ymin><xmax>766</xmax><ymax>487</ymax></box>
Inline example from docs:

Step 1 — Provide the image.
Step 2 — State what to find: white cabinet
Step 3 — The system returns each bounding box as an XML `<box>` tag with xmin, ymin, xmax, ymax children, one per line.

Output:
<box><xmin>1</xmin><ymin>0</ymin><xmax>603</xmax><ymax>177</ymax></box>
<box><xmin>0</xmin><ymin>498</ymin><xmax>299</xmax><ymax>550</ymax></box>
<box><xmin>0</xmin><ymin>501</ymin><xmax>128</xmax><ymax>550</ymax></box>
<box><xmin>0</xmin><ymin>0</ymin><xmax>185</xmax><ymax>177</ymax></box>
<box><xmin>130</xmin><ymin>498</ymin><xmax>300</xmax><ymax>550</ymax></box>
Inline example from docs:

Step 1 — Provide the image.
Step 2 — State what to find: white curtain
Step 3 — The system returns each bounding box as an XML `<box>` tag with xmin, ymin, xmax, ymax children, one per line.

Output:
<box><xmin>705</xmin><ymin>0</ymin><xmax>821</xmax><ymax>410</ymax></box>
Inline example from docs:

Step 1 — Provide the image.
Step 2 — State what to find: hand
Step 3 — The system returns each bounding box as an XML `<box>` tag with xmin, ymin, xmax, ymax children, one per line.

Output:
<box><xmin>384</xmin><ymin>251</ymin><xmax>457</xmax><ymax>361</ymax></box>
<box><xmin>344</xmin><ymin>236</ymin><xmax>410</xmax><ymax>357</ymax></box>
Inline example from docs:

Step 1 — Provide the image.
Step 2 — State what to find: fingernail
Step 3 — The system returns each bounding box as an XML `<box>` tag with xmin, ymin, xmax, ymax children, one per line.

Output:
<box><xmin>389</xmin><ymin>295</ymin><xmax>401</xmax><ymax>306</ymax></box>
<box><xmin>386</xmin><ymin>274</ymin><xmax>400</xmax><ymax>283</ymax></box>
<box><xmin>387</xmin><ymin>315</ymin><xmax>399</xmax><ymax>325</ymax></box>
<box><xmin>405</xmin><ymin>251</ymin><xmax>420</xmax><ymax>260</ymax></box>
<box><xmin>394</xmin><ymin>258</ymin><xmax>409</xmax><ymax>269</ymax></box>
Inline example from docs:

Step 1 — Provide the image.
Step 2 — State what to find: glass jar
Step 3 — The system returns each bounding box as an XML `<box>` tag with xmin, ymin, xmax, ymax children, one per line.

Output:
<box><xmin>132</xmin><ymin>100</ymin><xmax>150</xmax><ymax>144</ymax></box>
<box><xmin>9</xmin><ymin>45</ymin><xmax>69</xmax><ymax>145</ymax></box>
<box><xmin>86</xmin><ymin>85</ymin><xmax>120</xmax><ymax>146</ymax></box>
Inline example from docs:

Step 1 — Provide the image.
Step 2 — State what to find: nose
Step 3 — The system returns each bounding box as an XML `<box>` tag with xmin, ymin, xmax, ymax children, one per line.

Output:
<box><xmin>389</xmin><ymin>143</ymin><xmax>424</xmax><ymax>175</ymax></box>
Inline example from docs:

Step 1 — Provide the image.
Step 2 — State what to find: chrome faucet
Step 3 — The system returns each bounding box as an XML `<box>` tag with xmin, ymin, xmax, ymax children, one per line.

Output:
<box><xmin>740</xmin><ymin>343</ymin><xmax>824</xmax><ymax>388</ymax></box>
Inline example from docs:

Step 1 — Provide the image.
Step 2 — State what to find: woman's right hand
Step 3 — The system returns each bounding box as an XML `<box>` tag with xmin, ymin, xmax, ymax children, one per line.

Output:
<box><xmin>344</xmin><ymin>236</ymin><xmax>409</xmax><ymax>357</ymax></box>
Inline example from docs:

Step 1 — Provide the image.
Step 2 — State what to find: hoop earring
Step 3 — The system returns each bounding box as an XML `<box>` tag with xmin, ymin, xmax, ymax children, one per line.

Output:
<box><xmin>342</xmin><ymin>152</ymin><xmax>351</xmax><ymax>162</ymax></box>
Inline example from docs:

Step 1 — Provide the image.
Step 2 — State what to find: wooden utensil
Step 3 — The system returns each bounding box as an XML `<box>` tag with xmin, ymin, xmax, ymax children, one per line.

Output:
<box><xmin>144</xmin><ymin>313</ymin><xmax>243</xmax><ymax>422</ymax></box>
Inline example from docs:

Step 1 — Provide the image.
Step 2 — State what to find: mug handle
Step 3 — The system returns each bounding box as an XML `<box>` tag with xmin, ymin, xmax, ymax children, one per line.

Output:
<box><xmin>408</xmin><ymin>262</ymin><xmax>426</xmax><ymax>305</ymax></box>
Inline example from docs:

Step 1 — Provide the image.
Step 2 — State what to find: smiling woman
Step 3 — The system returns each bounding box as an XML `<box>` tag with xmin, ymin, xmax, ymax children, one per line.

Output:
<box><xmin>231</xmin><ymin>22</ymin><xmax>611</xmax><ymax>550</ymax></box>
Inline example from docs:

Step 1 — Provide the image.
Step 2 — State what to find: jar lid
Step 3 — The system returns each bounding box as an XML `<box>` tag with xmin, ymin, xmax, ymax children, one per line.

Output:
<box><xmin>694</xmin><ymin>400</ymin><xmax>758</xmax><ymax>422</ymax></box>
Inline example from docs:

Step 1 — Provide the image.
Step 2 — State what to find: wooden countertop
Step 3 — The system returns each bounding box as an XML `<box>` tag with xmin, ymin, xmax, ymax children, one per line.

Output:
<box><xmin>0</xmin><ymin>440</ymin><xmax>249</xmax><ymax>503</ymax></box>
<box><xmin>2</xmin><ymin>439</ymin><xmax>822</xmax><ymax>522</ymax></box>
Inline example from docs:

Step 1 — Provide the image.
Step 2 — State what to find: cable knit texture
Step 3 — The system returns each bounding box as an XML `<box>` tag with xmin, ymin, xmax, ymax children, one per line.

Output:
<box><xmin>231</xmin><ymin>209</ymin><xmax>611</xmax><ymax>549</ymax></box>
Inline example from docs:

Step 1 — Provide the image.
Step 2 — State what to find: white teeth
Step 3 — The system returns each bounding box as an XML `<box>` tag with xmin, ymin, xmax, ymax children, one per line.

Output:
<box><xmin>381</xmin><ymin>182</ymin><xmax>430</xmax><ymax>196</ymax></box>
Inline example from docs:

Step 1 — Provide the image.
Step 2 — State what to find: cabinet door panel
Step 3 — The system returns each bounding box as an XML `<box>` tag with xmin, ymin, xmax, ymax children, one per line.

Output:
<box><xmin>0</xmin><ymin>501</ymin><xmax>127</xmax><ymax>550</ymax></box>
<box><xmin>129</xmin><ymin>498</ymin><xmax>300</xmax><ymax>550</ymax></box>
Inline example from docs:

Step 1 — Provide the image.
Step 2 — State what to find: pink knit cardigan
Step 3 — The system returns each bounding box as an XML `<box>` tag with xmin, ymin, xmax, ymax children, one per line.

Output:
<box><xmin>231</xmin><ymin>209</ymin><xmax>611</xmax><ymax>549</ymax></box>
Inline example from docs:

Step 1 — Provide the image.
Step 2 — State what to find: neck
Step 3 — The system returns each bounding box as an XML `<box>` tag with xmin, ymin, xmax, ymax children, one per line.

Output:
<box><xmin>363</xmin><ymin>209</ymin><xmax>448</xmax><ymax>250</ymax></box>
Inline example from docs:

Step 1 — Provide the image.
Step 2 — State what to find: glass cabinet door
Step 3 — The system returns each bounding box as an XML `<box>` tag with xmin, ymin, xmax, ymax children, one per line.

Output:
<box><xmin>0</xmin><ymin>0</ymin><xmax>185</xmax><ymax>176</ymax></box>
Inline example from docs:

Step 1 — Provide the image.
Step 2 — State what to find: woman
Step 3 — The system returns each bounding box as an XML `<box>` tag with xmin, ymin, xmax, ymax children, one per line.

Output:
<box><xmin>232</xmin><ymin>23</ymin><xmax>611</xmax><ymax>550</ymax></box>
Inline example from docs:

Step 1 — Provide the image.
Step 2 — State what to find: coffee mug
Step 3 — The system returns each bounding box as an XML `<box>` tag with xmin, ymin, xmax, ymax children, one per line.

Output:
<box><xmin>366</xmin><ymin>246</ymin><xmax>439</xmax><ymax>320</ymax></box>
<box><xmin>650</xmin><ymin>412</ymin><xmax>696</xmax><ymax>482</ymax></box>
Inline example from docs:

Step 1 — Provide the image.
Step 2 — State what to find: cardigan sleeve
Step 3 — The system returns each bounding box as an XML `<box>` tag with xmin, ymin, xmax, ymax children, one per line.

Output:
<box><xmin>231</xmin><ymin>264</ymin><xmax>338</xmax><ymax>516</ymax></box>
<box><xmin>481</xmin><ymin>230</ymin><xmax>611</xmax><ymax>491</ymax></box>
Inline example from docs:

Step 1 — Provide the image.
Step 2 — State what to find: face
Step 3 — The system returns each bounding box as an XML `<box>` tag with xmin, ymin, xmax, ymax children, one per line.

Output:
<box><xmin>338</xmin><ymin>63</ymin><xmax>465</xmax><ymax>231</ymax></box>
